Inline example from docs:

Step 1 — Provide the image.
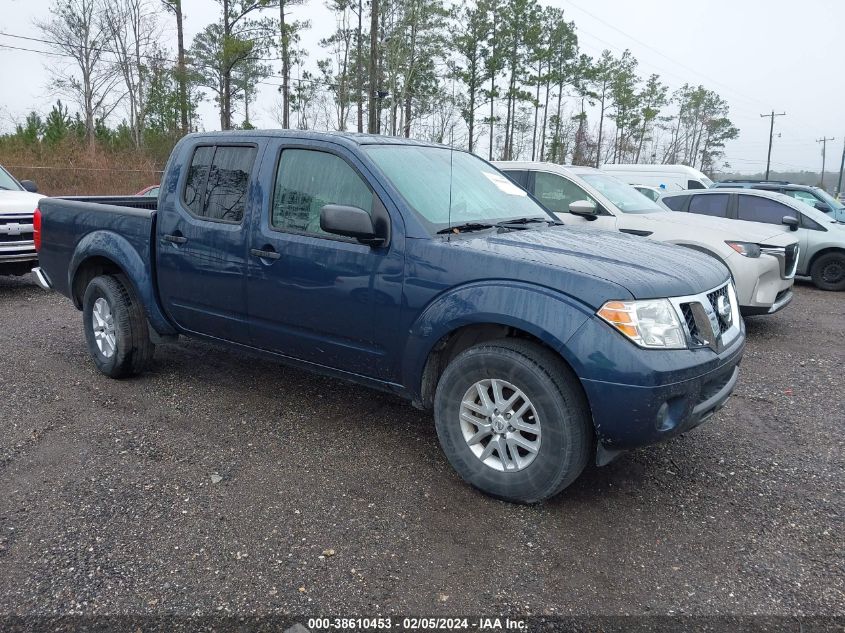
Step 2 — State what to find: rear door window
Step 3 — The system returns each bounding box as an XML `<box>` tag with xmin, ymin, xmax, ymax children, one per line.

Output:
<box><xmin>182</xmin><ymin>145</ymin><xmax>257</xmax><ymax>223</ymax></box>
<box><xmin>662</xmin><ymin>194</ymin><xmax>688</xmax><ymax>211</ymax></box>
<box><xmin>503</xmin><ymin>170</ymin><xmax>529</xmax><ymax>188</ymax></box>
<box><xmin>736</xmin><ymin>195</ymin><xmax>798</xmax><ymax>225</ymax></box>
<box><xmin>688</xmin><ymin>193</ymin><xmax>729</xmax><ymax>217</ymax></box>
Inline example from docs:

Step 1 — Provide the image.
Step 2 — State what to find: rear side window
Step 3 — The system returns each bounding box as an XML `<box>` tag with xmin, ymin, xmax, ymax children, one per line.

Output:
<box><xmin>182</xmin><ymin>145</ymin><xmax>257</xmax><ymax>222</ymax></box>
<box><xmin>688</xmin><ymin>194</ymin><xmax>729</xmax><ymax>217</ymax></box>
<box><xmin>503</xmin><ymin>170</ymin><xmax>529</xmax><ymax>188</ymax></box>
<box><xmin>737</xmin><ymin>195</ymin><xmax>798</xmax><ymax>225</ymax></box>
<box><xmin>662</xmin><ymin>194</ymin><xmax>688</xmax><ymax>211</ymax></box>
<box><xmin>272</xmin><ymin>149</ymin><xmax>373</xmax><ymax>236</ymax></box>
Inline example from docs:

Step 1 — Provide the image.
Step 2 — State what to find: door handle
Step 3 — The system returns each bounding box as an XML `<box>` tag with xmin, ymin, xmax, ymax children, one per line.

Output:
<box><xmin>162</xmin><ymin>234</ymin><xmax>187</xmax><ymax>244</ymax></box>
<box><xmin>250</xmin><ymin>248</ymin><xmax>280</xmax><ymax>260</ymax></box>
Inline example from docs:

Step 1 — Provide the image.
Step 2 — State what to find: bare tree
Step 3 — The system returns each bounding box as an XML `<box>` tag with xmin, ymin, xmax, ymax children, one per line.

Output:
<box><xmin>160</xmin><ymin>0</ymin><xmax>189</xmax><ymax>136</ymax></box>
<box><xmin>102</xmin><ymin>0</ymin><xmax>161</xmax><ymax>147</ymax></box>
<box><xmin>36</xmin><ymin>0</ymin><xmax>124</xmax><ymax>147</ymax></box>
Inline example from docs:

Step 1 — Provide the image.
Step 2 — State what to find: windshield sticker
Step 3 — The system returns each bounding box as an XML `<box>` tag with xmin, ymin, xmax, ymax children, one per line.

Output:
<box><xmin>483</xmin><ymin>172</ymin><xmax>528</xmax><ymax>197</ymax></box>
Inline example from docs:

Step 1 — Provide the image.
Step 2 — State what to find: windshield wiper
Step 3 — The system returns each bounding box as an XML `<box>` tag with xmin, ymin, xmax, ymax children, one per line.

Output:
<box><xmin>436</xmin><ymin>222</ymin><xmax>495</xmax><ymax>234</ymax></box>
<box><xmin>495</xmin><ymin>217</ymin><xmax>562</xmax><ymax>228</ymax></box>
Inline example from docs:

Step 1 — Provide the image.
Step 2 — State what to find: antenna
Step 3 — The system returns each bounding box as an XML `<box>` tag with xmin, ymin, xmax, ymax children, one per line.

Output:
<box><xmin>447</xmin><ymin>132</ymin><xmax>454</xmax><ymax>238</ymax></box>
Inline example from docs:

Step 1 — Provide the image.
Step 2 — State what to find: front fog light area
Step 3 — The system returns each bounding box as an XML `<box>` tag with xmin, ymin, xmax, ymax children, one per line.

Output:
<box><xmin>598</xmin><ymin>299</ymin><xmax>686</xmax><ymax>349</ymax></box>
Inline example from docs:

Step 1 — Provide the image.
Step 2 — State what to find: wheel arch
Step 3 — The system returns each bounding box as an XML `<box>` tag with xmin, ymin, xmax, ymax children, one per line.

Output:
<box><xmin>69</xmin><ymin>231</ymin><xmax>177</xmax><ymax>335</ymax></box>
<box><xmin>405</xmin><ymin>282</ymin><xmax>594</xmax><ymax>410</ymax></box>
<box><xmin>807</xmin><ymin>246</ymin><xmax>845</xmax><ymax>272</ymax></box>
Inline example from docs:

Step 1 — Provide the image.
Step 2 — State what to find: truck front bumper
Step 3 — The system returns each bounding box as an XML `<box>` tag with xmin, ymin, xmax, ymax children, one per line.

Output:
<box><xmin>567</xmin><ymin>315</ymin><xmax>746</xmax><ymax>455</ymax></box>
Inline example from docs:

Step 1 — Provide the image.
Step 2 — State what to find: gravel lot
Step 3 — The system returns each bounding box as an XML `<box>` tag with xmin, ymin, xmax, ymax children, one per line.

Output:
<box><xmin>0</xmin><ymin>274</ymin><xmax>842</xmax><ymax>624</ymax></box>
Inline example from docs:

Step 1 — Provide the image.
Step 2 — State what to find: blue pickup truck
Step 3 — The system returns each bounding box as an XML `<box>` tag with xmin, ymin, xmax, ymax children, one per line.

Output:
<box><xmin>33</xmin><ymin>131</ymin><xmax>745</xmax><ymax>502</ymax></box>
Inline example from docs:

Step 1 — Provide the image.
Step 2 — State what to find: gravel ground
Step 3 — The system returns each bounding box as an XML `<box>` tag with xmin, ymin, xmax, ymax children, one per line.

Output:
<box><xmin>0</xmin><ymin>274</ymin><xmax>842</xmax><ymax>624</ymax></box>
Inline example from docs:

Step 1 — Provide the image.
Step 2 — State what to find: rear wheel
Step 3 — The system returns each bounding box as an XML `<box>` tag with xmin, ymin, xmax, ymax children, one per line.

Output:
<box><xmin>82</xmin><ymin>274</ymin><xmax>154</xmax><ymax>377</ymax></box>
<box><xmin>433</xmin><ymin>339</ymin><xmax>592</xmax><ymax>503</ymax></box>
<box><xmin>810</xmin><ymin>252</ymin><xmax>845</xmax><ymax>291</ymax></box>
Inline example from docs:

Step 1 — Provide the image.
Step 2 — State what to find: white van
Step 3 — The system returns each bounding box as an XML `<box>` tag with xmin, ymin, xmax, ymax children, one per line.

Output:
<box><xmin>601</xmin><ymin>164</ymin><xmax>713</xmax><ymax>192</ymax></box>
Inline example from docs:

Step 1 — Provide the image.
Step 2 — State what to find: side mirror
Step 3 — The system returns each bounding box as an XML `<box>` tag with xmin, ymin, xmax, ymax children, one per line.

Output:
<box><xmin>569</xmin><ymin>199</ymin><xmax>598</xmax><ymax>220</ymax></box>
<box><xmin>782</xmin><ymin>216</ymin><xmax>799</xmax><ymax>231</ymax></box>
<box><xmin>20</xmin><ymin>180</ymin><xmax>38</xmax><ymax>193</ymax></box>
<box><xmin>814</xmin><ymin>202</ymin><xmax>829</xmax><ymax>213</ymax></box>
<box><xmin>320</xmin><ymin>204</ymin><xmax>384</xmax><ymax>245</ymax></box>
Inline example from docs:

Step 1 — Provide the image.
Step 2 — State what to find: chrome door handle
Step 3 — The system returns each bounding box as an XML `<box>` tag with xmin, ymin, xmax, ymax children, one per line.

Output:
<box><xmin>162</xmin><ymin>234</ymin><xmax>187</xmax><ymax>244</ymax></box>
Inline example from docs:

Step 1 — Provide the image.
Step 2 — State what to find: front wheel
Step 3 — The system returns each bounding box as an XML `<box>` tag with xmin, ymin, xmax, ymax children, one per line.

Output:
<box><xmin>82</xmin><ymin>274</ymin><xmax>154</xmax><ymax>378</ymax></box>
<box><xmin>433</xmin><ymin>339</ymin><xmax>592</xmax><ymax>503</ymax></box>
<box><xmin>810</xmin><ymin>252</ymin><xmax>845</xmax><ymax>291</ymax></box>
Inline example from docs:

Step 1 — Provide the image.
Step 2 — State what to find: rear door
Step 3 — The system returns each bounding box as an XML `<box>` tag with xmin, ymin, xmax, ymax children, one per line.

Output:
<box><xmin>156</xmin><ymin>142</ymin><xmax>261</xmax><ymax>344</ymax></box>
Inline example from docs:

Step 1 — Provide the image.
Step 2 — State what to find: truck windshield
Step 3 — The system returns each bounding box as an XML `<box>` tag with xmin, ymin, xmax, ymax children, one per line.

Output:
<box><xmin>0</xmin><ymin>167</ymin><xmax>23</xmax><ymax>191</ymax></box>
<box><xmin>364</xmin><ymin>145</ymin><xmax>552</xmax><ymax>231</ymax></box>
<box><xmin>580</xmin><ymin>173</ymin><xmax>666</xmax><ymax>214</ymax></box>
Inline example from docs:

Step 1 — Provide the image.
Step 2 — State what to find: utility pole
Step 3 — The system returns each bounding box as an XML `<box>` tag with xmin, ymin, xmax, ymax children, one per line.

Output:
<box><xmin>367</xmin><ymin>0</ymin><xmax>379</xmax><ymax>134</ymax></box>
<box><xmin>817</xmin><ymin>136</ymin><xmax>835</xmax><ymax>189</ymax></box>
<box><xmin>760</xmin><ymin>111</ymin><xmax>785</xmax><ymax>180</ymax></box>
<box><xmin>837</xmin><ymin>137</ymin><xmax>845</xmax><ymax>196</ymax></box>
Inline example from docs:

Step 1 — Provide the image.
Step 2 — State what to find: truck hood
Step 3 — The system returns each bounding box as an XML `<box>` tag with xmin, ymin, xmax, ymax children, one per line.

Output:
<box><xmin>642</xmin><ymin>211</ymin><xmax>795</xmax><ymax>243</ymax></box>
<box><xmin>0</xmin><ymin>190</ymin><xmax>43</xmax><ymax>215</ymax></box>
<box><xmin>456</xmin><ymin>225</ymin><xmax>728</xmax><ymax>300</ymax></box>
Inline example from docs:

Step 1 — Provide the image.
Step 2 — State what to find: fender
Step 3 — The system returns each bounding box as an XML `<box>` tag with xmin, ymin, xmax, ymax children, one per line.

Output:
<box><xmin>69</xmin><ymin>230</ymin><xmax>177</xmax><ymax>336</ymax></box>
<box><xmin>402</xmin><ymin>280</ymin><xmax>595</xmax><ymax>399</ymax></box>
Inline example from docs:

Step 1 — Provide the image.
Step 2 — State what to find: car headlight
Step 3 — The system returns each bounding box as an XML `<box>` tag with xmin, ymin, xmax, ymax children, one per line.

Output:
<box><xmin>726</xmin><ymin>241</ymin><xmax>761</xmax><ymax>258</ymax></box>
<box><xmin>598</xmin><ymin>299</ymin><xmax>686</xmax><ymax>349</ymax></box>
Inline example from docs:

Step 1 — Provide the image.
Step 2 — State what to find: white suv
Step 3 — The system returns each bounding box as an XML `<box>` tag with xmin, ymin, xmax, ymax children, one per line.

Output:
<box><xmin>496</xmin><ymin>162</ymin><xmax>799</xmax><ymax>316</ymax></box>
<box><xmin>0</xmin><ymin>165</ymin><xmax>42</xmax><ymax>276</ymax></box>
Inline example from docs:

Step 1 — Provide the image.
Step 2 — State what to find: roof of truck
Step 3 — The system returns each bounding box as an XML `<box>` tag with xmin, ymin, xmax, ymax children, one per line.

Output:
<box><xmin>184</xmin><ymin>129</ymin><xmax>451</xmax><ymax>149</ymax></box>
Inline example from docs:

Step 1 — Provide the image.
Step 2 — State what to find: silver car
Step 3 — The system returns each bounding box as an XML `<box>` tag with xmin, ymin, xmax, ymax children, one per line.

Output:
<box><xmin>662</xmin><ymin>188</ymin><xmax>845</xmax><ymax>291</ymax></box>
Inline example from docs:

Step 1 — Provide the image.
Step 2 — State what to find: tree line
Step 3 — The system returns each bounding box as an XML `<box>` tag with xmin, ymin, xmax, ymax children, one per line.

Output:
<box><xmin>5</xmin><ymin>0</ymin><xmax>739</xmax><ymax>172</ymax></box>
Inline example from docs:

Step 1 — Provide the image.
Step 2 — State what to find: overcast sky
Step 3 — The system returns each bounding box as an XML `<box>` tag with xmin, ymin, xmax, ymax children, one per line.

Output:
<box><xmin>1</xmin><ymin>0</ymin><xmax>843</xmax><ymax>175</ymax></box>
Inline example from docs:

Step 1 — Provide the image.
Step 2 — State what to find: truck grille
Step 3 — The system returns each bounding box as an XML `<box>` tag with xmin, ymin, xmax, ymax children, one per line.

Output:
<box><xmin>674</xmin><ymin>281</ymin><xmax>739</xmax><ymax>352</ymax></box>
<box><xmin>706</xmin><ymin>285</ymin><xmax>732</xmax><ymax>334</ymax></box>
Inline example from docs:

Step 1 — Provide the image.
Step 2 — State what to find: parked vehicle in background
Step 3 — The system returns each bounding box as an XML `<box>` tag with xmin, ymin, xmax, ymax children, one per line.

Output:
<box><xmin>498</xmin><ymin>162</ymin><xmax>799</xmax><ymax>316</ymax></box>
<box><xmin>32</xmin><ymin>131</ymin><xmax>746</xmax><ymax>503</ymax></box>
<box><xmin>632</xmin><ymin>184</ymin><xmax>666</xmax><ymax>202</ymax></box>
<box><xmin>0</xmin><ymin>165</ymin><xmax>43</xmax><ymax>276</ymax></box>
<box><xmin>662</xmin><ymin>188</ymin><xmax>845</xmax><ymax>291</ymax></box>
<box><xmin>711</xmin><ymin>180</ymin><xmax>845</xmax><ymax>222</ymax></box>
<box><xmin>601</xmin><ymin>163</ymin><xmax>713</xmax><ymax>191</ymax></box>
<box><xmin>136</xmin><ymin>185</ymin><xmax>160</xmax><ymax>197</ymax></box>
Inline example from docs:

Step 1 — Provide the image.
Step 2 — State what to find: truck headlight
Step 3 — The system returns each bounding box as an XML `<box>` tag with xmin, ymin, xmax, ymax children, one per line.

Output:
<box><xmin>726</xmin><ymin>241</ymin><xmax>761</xmax><ymax>258</ymax></box>
<box><xmin>598</xmin><ymin>299</ymin><xmax>686</xmax><ymax>349</ymax></box>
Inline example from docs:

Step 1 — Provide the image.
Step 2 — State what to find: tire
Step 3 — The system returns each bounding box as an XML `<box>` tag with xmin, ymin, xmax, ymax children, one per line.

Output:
<box><xmin>433</xmin><ymin>339</ymin><xmax>592</xmax><ymax>503</ymax></box>
<box><xmin>810</xmin><ymin>252</ymin><xmax>845</xmax><ymax>291</ymax></box>
<box><xmin>82</xmin><ymin>274</ymin><xmax>154</xmax><ymax>378</ymax></box>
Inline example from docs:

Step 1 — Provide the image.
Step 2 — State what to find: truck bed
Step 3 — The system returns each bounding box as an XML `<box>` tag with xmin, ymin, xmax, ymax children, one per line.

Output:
<box><xmin>36</xmin><ymin>196</ymin><xmax>163</xmax><ymax>326</ymax></box>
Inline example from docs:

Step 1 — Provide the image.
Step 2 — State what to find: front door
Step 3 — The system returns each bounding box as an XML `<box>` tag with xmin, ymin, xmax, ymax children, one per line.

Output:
<box><xmin>156</xmin><ymin>143</ymin><xmax>260</xmax><ymax>344</ymax></box>
<box><xmin>530</xmin><ymin>171</ymin><xmax>618</xmax><ymax>230</ymax></box>
<box><xmin>246</xmin><ymin>141</ymin><xmax>403</xmax><ymax>380</ymax></box>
